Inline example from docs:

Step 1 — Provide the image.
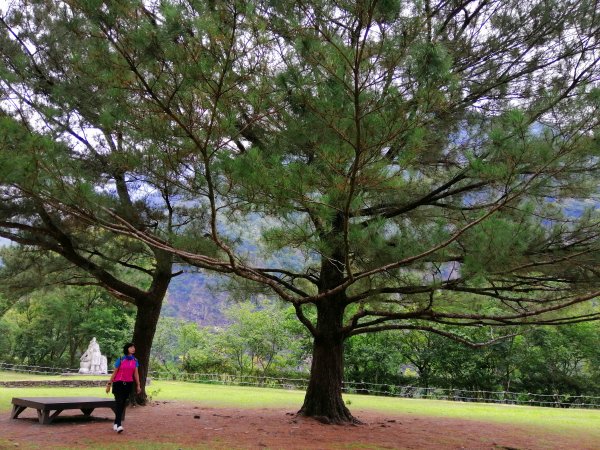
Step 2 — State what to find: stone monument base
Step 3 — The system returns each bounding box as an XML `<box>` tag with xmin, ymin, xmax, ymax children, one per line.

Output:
<box><xmin>61</xmin><ymin>372</ymin><xmax>110</xmax><ymax>376</ymax></box>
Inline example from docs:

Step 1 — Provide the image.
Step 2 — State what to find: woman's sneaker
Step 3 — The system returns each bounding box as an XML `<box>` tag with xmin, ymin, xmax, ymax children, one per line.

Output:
<box><xmin>117</xmin><ymin>425</ymin><xmax>124</xmax><ymax>433</ymax></box>
<box><xmin>113</xmin><ymin>424</ymin><xmax>118</xmax><ymax>431</ymax></box>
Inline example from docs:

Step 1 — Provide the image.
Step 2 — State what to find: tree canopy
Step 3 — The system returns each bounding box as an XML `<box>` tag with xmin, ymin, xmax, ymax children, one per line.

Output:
<box><xmin>1</xmin><ymin>0</ymin><xmax>599</xmax><ymax>423</ymax></box>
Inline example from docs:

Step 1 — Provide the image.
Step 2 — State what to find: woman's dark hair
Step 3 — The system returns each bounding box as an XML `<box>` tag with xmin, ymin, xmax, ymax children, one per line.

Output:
<box><xmin>122</xmin><ymin>342</ymin><xmax>135</xmax><ymax>355</ymax></box>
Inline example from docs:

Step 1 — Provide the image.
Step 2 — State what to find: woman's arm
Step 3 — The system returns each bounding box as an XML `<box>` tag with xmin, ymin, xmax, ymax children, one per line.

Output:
<box><xmin>105</xmin><ymin>371</ymin><xmax>117</xmax><ymax>393</ymax></box>
<box><xmin>134</xmin><ymin>367</ymin><xmax>141</xmax><ymax>394</ymax></box>
<box><xmin>105</xmin><ymin>359</ymin><xmax>120</xmax><ymax>393</ymax></box>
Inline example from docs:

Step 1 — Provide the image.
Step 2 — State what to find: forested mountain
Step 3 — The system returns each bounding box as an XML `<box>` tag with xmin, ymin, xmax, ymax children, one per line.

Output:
<box><xmin>162</xmin><ymin>272</ymin><xmax>230</xmax><ymax>326</ymax></box>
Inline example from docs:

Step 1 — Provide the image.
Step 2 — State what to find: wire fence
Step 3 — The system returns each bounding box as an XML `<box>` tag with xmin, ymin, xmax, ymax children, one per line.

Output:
<box><xmin>0</xmin><ymin>362</ymin><xmax>79</xmax><ymax>375</ymax></box>
<box><xmin>3</xmin><ymin>362</ymin><xmax>600</xmax><ymax>409</ymax></box>
<box><xmin>148</xmin><ymin>370</ymin><xmax>600</xmax><ymax>409</ymax></box>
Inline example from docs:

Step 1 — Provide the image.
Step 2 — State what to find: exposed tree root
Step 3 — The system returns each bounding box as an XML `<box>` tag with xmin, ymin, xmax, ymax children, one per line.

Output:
<box><xmin>297</xmin><ymin>409</ymin><xmax>363</xmax><ymax>425</ymax></box>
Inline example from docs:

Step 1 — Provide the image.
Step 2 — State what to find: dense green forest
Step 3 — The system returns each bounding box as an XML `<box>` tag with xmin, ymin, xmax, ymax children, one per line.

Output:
<box><xmin>0</xmin><ymin>286</ymin><xmax>135</xmax><ymax>367</ymax></box>
<box><xmin>2</xmin><ymin>282</ymin><xmax>599</xmax><ymax>398</ymax></box>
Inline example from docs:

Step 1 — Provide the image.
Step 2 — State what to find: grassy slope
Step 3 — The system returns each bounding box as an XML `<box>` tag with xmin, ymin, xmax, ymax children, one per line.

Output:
<box><xmin>1</xmin><ymin>372</ymin><xmax>599</xmax><ymax>440</ymax></box>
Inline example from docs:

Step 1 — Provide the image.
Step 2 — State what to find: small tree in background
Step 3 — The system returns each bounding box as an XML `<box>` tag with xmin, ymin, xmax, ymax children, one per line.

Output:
<box><xmin>218</xmin><ymin>303</ymin><xmax>305</xmax><ymax>375</ymax></box>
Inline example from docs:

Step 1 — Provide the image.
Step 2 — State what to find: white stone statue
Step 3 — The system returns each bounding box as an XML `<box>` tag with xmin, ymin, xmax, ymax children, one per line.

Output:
<box><xmin>79</xmin><ymin>349</ymin><xmax>92</xmax><ymax>374</ymax></box>
<box><xmin>90</xmin><ymin>338</ymin><xmax>101</xmax><ymax>373</ymax></box>
<box><xmin>78</xmin><ymin>337</ymin><xmax>108</xmax><ymax>374</ymax></box>
<box><xmin>100</xmin><ymin>355</ymin><xmax>108</xmax><ymax>375</ymax></box>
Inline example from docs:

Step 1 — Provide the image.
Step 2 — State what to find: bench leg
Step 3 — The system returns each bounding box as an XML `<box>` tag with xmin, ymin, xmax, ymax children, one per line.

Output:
<box><xmin>37</xmin><ymin>409</ymin><xmax>47</xmax><ymax>424</ymax></box>
<box><xmin>81</xmin><ymin>408</ymin><xmax>95</xmax><ymax>416</ymax></box>
<box><xmin>10</xmin><ymin>405</ymin><xmax>26</xmax><ymax>419</ymax></box>
<box><xmin>49</xmin><ymin>409</ymin><xmax>63</xmax><ymax>423</ymax></box>
<box><xmin>37</xmin><ymin>409</ymin><xmax>63</xmax><ymax>425</ymax></box>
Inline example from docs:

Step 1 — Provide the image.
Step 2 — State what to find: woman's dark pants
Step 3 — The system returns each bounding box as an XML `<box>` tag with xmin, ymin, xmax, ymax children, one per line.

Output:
<box><xmin>112</xmin><ymin>381</ymin><xmax>133</xmax><ymax>426</ymax></box>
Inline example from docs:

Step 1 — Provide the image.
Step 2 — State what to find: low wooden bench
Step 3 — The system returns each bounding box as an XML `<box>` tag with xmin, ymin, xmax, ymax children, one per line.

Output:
<box><xmin>11</xmin><ymin>397</ymin><xmax>118</xmax><ymax>425</ymax></box>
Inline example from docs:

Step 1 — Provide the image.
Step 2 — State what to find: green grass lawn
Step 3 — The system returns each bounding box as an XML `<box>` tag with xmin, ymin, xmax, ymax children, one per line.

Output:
<box><xmin>2</xmin><ymin>370</ymin><xmax>599</xmax><ymax>440</ymax></box>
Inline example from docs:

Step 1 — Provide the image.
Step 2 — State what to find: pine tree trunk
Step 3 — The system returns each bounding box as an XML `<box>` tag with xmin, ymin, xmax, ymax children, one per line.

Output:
<box><xmin>131</xmin><ymin>250</ymin><xmax>172</xmax><ymax>405</ymax></box>
<box><xmin>131</xmin><ymin>297</ymin><xmax>163</xmax><ymax>405</ymax></box>
<box><xmin>298</xmin><ymin>300</ymin><xmax>357</xmax><ymax>424</ymax></box>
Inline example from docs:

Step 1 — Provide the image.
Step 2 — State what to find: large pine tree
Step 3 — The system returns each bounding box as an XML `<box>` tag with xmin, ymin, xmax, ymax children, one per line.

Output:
<box><xmin>1</xmin><ymin>0</ymin><xmax>600</xmax><ymax>422</ymax></box>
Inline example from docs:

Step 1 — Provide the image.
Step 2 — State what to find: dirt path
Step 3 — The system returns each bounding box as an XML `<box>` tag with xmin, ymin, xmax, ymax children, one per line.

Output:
<box><xmin>1</xmin><ymin>401</ymin><xmax>597</xmax><ymax>449</ymax></box>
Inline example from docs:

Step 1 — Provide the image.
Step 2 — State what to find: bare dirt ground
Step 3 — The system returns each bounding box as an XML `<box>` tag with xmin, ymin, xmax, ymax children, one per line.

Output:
<box><xmin>1</xmin><ymin>400</ymin><xmax>597</xmax><ymax>449</ymax></box>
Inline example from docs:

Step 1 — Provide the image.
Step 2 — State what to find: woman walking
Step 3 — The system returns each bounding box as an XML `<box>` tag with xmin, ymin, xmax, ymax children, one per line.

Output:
<box><xmin>105</xmin><ymin>342</ymin><xmax>141</xmax><ymax>433</ymax></box>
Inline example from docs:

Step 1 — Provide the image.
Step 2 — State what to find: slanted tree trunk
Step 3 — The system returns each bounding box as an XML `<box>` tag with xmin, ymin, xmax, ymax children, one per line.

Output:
<box><xmin>298</xmin><ymin>298</ymin><xmax>357</xmax><ymax>424</ymax></box>
<box><xmin>131</xmin><ymin>250</ymin><xmax>172</xmax><ymax>404</ymax></box>
<box><xmin>131</xmin><ymin>296</ymin><xmax>163</xmax><ymax>404</ymax></box>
